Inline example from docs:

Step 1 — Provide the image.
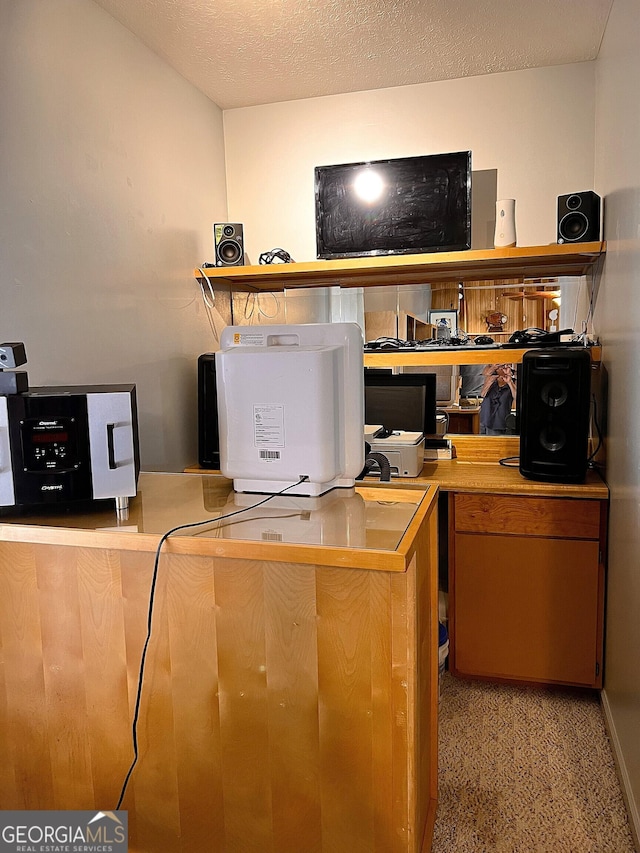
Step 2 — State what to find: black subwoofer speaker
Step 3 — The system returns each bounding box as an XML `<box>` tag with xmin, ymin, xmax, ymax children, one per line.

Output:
<box><xmin>519</xmin><ymin>348</ymin><xmax>591</xmax><ymax>484</ymax></box>
<box><xmin>214</xmin><ymin>222</ymin><xmax>244</xmax><ymax>266</ymax></box>
<box><xmin>198</xmin><ymin>353</ymin><xmax>220</xmax><ymax>469</ymax></box>
<box><xmin>557</xmin><ymin>192</ymin><xmax>601</xmax><ymax>243</ymax></box>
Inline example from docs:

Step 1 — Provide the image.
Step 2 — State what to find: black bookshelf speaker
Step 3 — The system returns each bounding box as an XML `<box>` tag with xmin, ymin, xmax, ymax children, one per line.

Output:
<box><xmin>198</xmin><ymin>353</ymin><xmax>220</xmax><ymax>469</ymax></box>
<box><xmin>519</xmin><ymin>348</ymin><xmax>592</xmax><ymax>484</ymax></box>
<box><xmin>214</xmin><ymin>222</ymin><xmax>244</xmax><ymax>266</ymax></box>
<box><xmin>557</xmin><ymin>192</ymin><xmax>601</xmax><ymax>243</ymax></box>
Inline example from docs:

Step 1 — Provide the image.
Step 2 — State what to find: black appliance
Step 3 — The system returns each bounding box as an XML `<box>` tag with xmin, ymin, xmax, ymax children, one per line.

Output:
<box><xmin>198</xmin><ymin>354</ymin><xmax>220</xmax><ymax>469</ymax></box>
<box><xmin>0</xmin><ymin>385</ymin><xmax>139</xmax><ymax>512</ymax></box>
<box><xmin>519</xmin><ymin>349</ymin><xmax>591</xmax><ymax>484</ymax></box>
<box><xmin>557</xmin><ymin>192</ymin><xmax>601</xmax><ymax>243</ymax></box>
<box><xmin>214</xmin><ymin>223</ymin><xmax>244</xmax><ymax>266</ymax></box>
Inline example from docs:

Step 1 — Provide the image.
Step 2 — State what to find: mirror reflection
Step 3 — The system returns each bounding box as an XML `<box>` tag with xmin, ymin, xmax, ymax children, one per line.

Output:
<box><xmin>229</xmin><ymin>274</ymin><xmax>592</xmax><ymax>437</ymax></box>
<box><xmin>361</xmin><ymin>276</ymin><xmax>592</xmax><ymax>436</ymax></box>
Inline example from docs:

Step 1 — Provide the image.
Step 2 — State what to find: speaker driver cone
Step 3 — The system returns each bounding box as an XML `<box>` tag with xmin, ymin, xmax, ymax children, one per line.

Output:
<box><xmin>541</xmin><ymin>381</ymin><xmax>568</xmax><ymax>408</ymax></box>
<box><xmin>539</xmin><ymin>424</ymin><xmax>567</xmax><ymax>452</ymax></box>
<box><xmin>559</xmin><ymin>211</ymin><xmax>588</xmax><ymax>242</ymax></box>
<box><xmin>218</xmin><ymin>239</ymin><xmax>242</xmax><ymax>264</ymax></box>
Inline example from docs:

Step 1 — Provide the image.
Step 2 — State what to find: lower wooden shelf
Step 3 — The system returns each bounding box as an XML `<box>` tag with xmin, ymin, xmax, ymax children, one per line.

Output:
<box><xmin>364</xmin><ymin>344</ymin><xmax>601</xmax><ymax>367</ymax></box>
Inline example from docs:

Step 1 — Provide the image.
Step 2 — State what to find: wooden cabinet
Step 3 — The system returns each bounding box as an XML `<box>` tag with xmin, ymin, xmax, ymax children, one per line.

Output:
<box><xmin>439</xmin><ymin>406</ymin><xmax>480</xmax><ymax>434</ymax></box>
<box><xmin>448</xmin><ymin>493</ymin><xmax>606</xmax><ymax>688</ymax></box>
<box><xmin>0</xmin><ymin>474</ymin><xmax>440</xmax><ymax>853</ymax></box>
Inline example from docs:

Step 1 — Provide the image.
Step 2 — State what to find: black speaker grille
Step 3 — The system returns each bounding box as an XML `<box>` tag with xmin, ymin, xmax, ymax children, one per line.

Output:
<box><xmin>519</xmin><ymin>349</ymin><xmax>591</xmax><ymax>483</ymax></box>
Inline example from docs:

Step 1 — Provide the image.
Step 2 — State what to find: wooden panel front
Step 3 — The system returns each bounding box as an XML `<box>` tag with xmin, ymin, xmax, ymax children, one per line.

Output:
<box><xmin>450</xmin><ymin>533</ymin><xmax>602</xmax><ymax>686</ymax></box>
<box><xmin>453</xmin><ymin>493</ymin><xmax>602</xmax><ymax>539</ymax></box>
<box><xmin>0</xmin><ymin>537</ymin><xmax>437</xmax><ymax>853</ymax></box>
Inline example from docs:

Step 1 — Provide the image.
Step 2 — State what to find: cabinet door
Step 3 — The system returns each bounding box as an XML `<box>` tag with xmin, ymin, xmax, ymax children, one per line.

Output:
<box><xmin>451</xmin><ymin>532</ymin><xmax>602</xmax><ymax>687</ymax></box>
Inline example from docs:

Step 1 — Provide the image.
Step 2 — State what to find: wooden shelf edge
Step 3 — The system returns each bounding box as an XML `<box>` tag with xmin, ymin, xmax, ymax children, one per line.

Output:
<box><xmin>364</xmin><ymin>345</ymin><xmax>601</xmax><ymax>367</ymax></box>
<box><xmin>194</xmin><ymin>242</ymin><xmax>605</xmax><ymax>292</ymax></box>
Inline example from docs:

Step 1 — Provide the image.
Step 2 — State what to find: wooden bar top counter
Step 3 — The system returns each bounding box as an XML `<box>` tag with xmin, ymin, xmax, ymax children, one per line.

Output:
<box><xmin>0</xmin><ymin>473</ymin><xmax>440</xmax><ymax>853</ymax></box>
<box><xmin>372</xmin><ymin>457</ymin><xmax>608</xmax><ymax>498</ymax></box>
<box><xmin>0</xmin><ymin>472</ymin><xmax>437</xmax><ymax>571</ymax></box>
<box><xmin>349</xmin><ymin>434</ymin><xmax>608</xmax><ymax>499</ymax></box>
<box><xmin>185</xmin><ymin>434</ymin><xmax>608</xmax><ymax>501</ymax></box>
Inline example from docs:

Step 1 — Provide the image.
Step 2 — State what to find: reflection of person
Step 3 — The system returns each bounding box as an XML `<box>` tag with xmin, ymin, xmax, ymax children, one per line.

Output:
<box><xmin>480</xmin><ymin>364</ymin><xmax>516</xmax><ymax>435</ymax></box>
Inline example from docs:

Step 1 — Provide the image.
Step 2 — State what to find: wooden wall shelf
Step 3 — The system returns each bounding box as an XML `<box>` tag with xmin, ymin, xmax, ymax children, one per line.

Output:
<box><xmin>195</xmin><ymin>242</ymin><xmax>605</xmax><ymax>292</ymax></box>
<box><xmin>364</xmin><ymin>345</ymin><xmax>601</xmax><ymax>367</ymax></box>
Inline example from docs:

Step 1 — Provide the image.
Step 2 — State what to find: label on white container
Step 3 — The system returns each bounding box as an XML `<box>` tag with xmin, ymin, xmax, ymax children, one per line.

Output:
<box><xmin>253</xmin><ymin>404</ymin><xmax>285</xmax><ymax>451</ymax></box>
<box><xmin>233</xmin><ymin>331</ymin><xmax>266</xmax><ymax>346</ymax></box>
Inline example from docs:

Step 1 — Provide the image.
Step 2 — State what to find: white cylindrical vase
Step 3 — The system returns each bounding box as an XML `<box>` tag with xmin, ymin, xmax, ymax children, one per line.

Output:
<box><xmin>494</xmin><ymin>199</ymin><xmax>517</xmax><ymax>248</ymax></box>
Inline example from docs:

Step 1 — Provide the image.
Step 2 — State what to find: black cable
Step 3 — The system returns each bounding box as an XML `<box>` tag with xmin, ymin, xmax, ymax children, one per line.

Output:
<box><xmin>588</xmin><ymin>392</ymin><xmax>603</xmax><ymax>465</ymax></box>
<box><xmin>499</xmin><ymin>455</ymin><xmax>520</xmax><ymax>468</ymax></box>
<box><xmin>365</xmin><ymin>336</ymin><xmax>405</xmax><ymax>350</ymax></box>
<box><xmin>115</xmin><ymin>475</ymin><xmax>309</xmax><ymax>809</ymax></box>
<box><xmin>361</xmin><ymin>451</ymin><xmax>392</xmax><ymax>482</ymax></box>
<box><xmin>507</xmin><ymin>327</ymin><xmax>546</xmax><ymax>344</ymax></box>
<box><xmin>258</xmin><ymin>248</ymin><xmax>295</xmax><ymax>264</ymax></box>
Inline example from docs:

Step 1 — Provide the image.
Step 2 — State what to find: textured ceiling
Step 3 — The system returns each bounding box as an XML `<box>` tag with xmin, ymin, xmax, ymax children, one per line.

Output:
<box><xmin>93</xmin><ymin>0</ymin><xmax>613</xmax><ymax>109</ymax></box>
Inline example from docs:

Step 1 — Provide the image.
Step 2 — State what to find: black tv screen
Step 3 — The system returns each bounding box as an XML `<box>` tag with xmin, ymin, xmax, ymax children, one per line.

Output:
<box><xmin>364</xmin><ymin>372</ymin><xmax>437</xmax><ymax>436</ymax></box>
<box><xmin>315</xmin><ymin>151</ymin><xmax>471</xmax><ymax>260</ymax></box>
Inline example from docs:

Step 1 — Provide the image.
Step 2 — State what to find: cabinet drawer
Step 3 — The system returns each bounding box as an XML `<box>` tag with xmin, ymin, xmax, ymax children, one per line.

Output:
<box><xmin>453</xmin><ymin>494</ymin><xmax>602</xmax><ymax>539</ymax></box>
<box><xmin>451</xmin><ymin>533</ymin><xmax>602</xmax><ymax>686</ymax></box>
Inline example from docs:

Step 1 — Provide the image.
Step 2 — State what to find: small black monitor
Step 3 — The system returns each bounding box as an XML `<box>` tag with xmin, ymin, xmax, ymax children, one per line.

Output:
<box><xmin>315</xmin><ymin>151</ymin><xmax>471</xmax><ymax>259</ymax></box>
<box><xmin>364</xmin><ymin>372</ymin><xmax>437</xmax><ymax>435</ymax></box>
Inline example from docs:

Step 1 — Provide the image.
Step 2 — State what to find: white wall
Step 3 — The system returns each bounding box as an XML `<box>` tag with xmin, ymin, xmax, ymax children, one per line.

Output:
<box><xmin>594</xmin><ymin>0</ymin><xmax>640</xmax><ymax>842</ymax></box>
<box><xmin>224</xmin><ymin>63</ymin><xmax>596</xmax><ymax>264</ymax></box>
<box><xmin>0</xmin><ymin>0</ymin><xmax>228</xmax><ymax>471</ymax></box>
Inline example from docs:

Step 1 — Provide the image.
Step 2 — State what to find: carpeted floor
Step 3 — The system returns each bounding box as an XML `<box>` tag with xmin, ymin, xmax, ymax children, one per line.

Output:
<box><xmin>431</xmin><ymin>673</ymin><xmax>637</xmax><ymax>853</ymax></box>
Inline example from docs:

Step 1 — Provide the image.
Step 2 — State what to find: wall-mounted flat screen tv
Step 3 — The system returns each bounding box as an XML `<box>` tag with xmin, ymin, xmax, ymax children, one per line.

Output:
<box><xmin>315</xmin><ymin>151</ymin><xmax>471</xmax><ymax>260</ymax></box>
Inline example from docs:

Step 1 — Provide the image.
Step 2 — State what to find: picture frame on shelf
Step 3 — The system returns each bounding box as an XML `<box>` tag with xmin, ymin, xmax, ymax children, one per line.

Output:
<box><xmin>428</xmin><ymin>309</ymin><xmax>458</xmax><ymax>339</ymax></box>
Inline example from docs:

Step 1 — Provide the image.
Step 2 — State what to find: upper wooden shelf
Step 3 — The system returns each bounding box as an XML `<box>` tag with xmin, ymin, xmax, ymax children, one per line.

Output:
<box><xmin>195</xmin><ymin>242</ymin><xmax>605</xmax><ymax>292</ymax></box>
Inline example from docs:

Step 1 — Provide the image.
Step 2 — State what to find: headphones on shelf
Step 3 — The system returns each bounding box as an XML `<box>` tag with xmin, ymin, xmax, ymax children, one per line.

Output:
<box><xmin>508</xmin><ymin>328</ymin><xmax>573</xmax><ymax>345</ymax></box>
<box><xmin>258</xmin><ymin>248</ymin><xmax>295</xmax><ymax>264</ymax></box>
